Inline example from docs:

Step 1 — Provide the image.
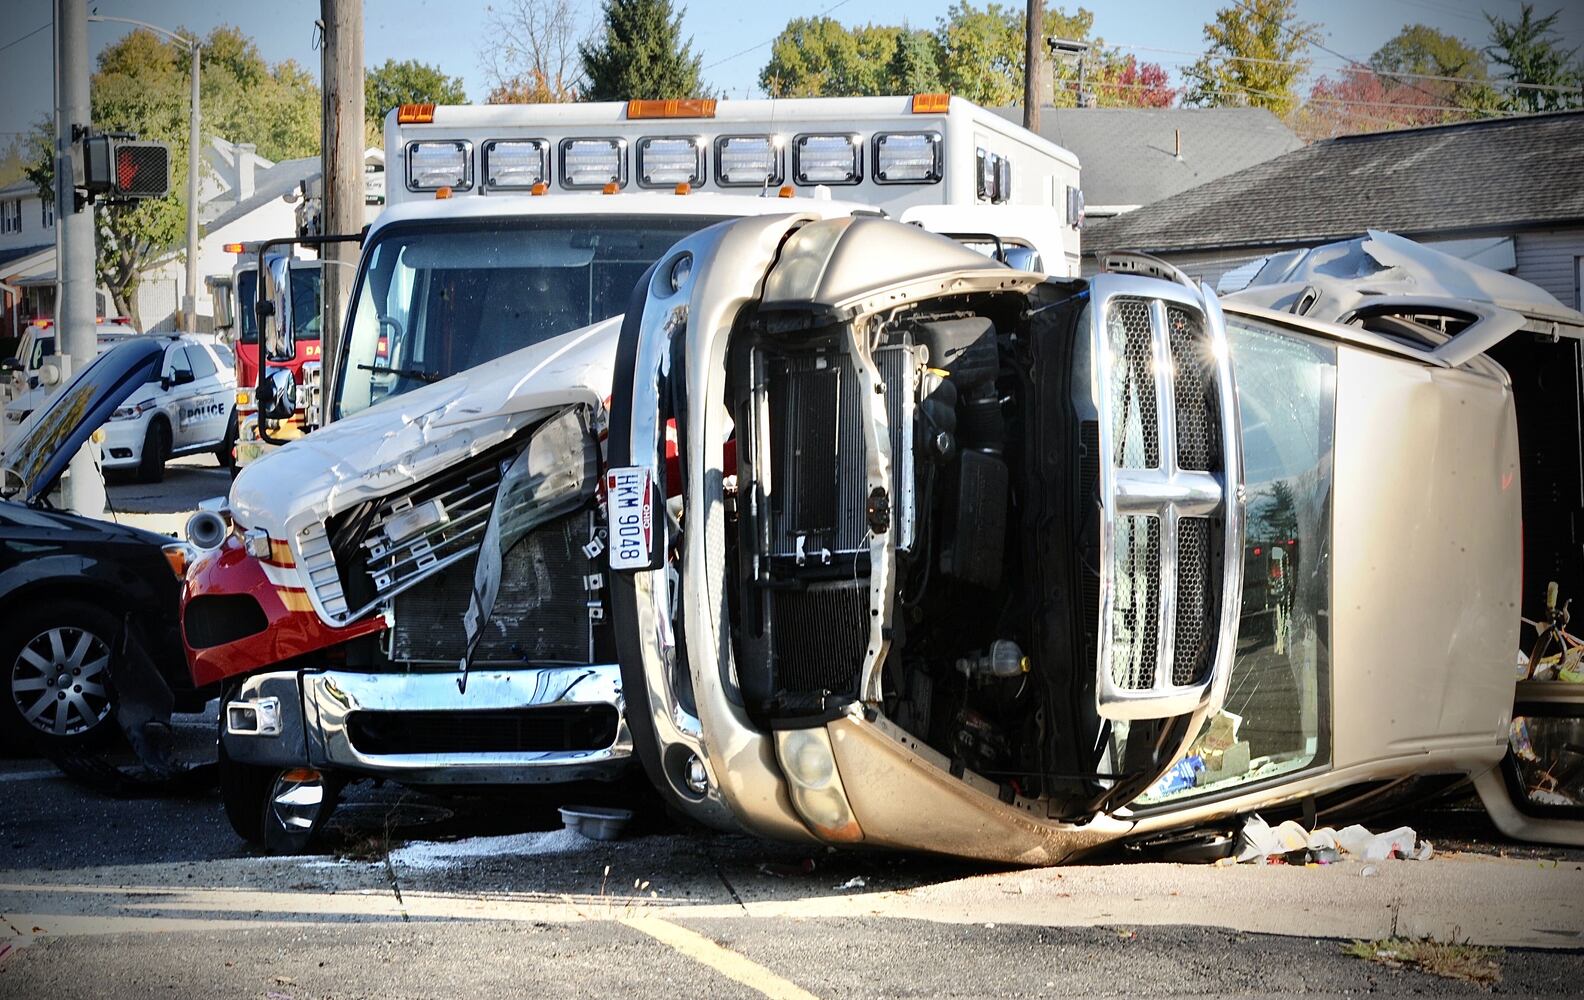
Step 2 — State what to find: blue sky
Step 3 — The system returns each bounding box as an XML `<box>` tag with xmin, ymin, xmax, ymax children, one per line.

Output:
<box><xmin>3</xmin><ymin>0</ymin><xmax>1581</xmax><ymax>147</ymax></box>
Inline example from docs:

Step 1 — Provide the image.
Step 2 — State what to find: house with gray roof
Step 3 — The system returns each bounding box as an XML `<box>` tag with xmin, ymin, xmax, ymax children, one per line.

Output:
<box><xmin>1082</xmin><ymin>111</ymin><xmax>1584</xmax><ymax>309</ymax></box>
<box><xmin>993</xmin><ymin>106</ymin><xmax>1304</xmax><ymax>218</ymax></box>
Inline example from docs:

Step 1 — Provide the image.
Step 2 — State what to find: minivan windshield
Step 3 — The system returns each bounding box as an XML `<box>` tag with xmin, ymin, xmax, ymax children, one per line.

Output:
<box><xmin>333</xmin><ymin>214</ymin><xmax>728</xmax><ymax>419</ymax></box>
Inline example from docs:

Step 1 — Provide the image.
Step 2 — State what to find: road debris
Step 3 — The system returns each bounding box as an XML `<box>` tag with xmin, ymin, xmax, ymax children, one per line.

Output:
<box><xmin>1225</xmin><ymin>816</ymin><xmax>1432</xmax><ymax>865</ymax></box>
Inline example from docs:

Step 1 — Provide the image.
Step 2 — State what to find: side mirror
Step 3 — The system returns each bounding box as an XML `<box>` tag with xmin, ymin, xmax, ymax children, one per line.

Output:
<box><xmin>259</xmin><ymin>256</ymin><xmax>295</xmax><ymax>364</ymax></box>
<box><xmin>259</xmin><ymin>366</ymin><xmax>296</xmax><ymax>421</ymax></box>
<box><xmin>0</xmin><ymin>357</ymin><xmax>21</xmax><ymax>374</ymax></box>
<box><xmin>163</xmin><ymin>368</ymin><xmax>195</xmax><ymax>390</ymax></box>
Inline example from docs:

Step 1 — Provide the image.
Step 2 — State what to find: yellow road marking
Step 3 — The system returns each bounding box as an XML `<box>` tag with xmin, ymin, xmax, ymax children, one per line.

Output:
<box><xmin>620</xmin><ymin>916</ymin><xmax>820</xmax><ymax>1000</ymax></box>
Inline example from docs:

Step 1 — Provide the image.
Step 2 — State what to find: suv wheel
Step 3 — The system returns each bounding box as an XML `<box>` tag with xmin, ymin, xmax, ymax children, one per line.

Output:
<box><xmin>136</xmin><ymin>418</ymin><xmax>169</xmax><ymax>484</ymax></box>
<box><xmin>1</xmin><ymin>602</ymin><xmax>119</xmax><ymax>754</ymax></box>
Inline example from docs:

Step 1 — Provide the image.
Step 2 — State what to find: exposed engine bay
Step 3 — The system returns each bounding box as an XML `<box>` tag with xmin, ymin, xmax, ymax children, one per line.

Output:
<box><xmin>721</xmin><ymin>280</ymin><xmax>1194</xmax><ymax>819</ymax></box>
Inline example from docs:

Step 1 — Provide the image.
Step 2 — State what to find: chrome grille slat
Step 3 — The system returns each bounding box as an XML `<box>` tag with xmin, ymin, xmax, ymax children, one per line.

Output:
<box><xmin>303</xmin><ymin>448</ymin><xmax>511</xmax><ymax>624</ymax></box>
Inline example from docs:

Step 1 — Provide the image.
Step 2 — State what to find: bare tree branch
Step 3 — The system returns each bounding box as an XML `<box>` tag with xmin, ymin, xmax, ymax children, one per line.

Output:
<box><xmin>481</xmin><ymin>0</ymin><xmax>590</xmax><ymax>102</ymax></box>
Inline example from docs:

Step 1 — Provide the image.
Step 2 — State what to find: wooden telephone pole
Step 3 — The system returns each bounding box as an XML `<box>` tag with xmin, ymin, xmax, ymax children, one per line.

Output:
<box><xmin>1024</xmin><ymin>0</ymin><xmax>1043</xmax><ymax>131</ymax></box>
<box><xmin>319</xmin><ymin>0</ymin><xmax>364</xmax><ymax>401</ymax></box>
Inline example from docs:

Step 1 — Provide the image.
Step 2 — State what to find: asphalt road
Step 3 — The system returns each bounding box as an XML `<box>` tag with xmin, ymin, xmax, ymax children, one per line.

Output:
<box><xmin>2</xmin><ymin>719</ymin><xmax>1582</xmax><ymax>999</ymax></box>
<box><xmin>4</xmin><ymin>451</ymin><xmax>1576</xmax><ymax>997</ymax></box>
<box><xmin>103</xmin><ymin>452</ymin><xmax>231</xmax><ymax>536</ymax></box>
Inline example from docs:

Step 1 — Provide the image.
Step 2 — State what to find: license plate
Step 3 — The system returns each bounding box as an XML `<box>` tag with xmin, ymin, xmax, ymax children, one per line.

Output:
<box><xmin>606</xmin><ymin>466</ymin><xmax>655</xmax><ymax>570</ymax></box>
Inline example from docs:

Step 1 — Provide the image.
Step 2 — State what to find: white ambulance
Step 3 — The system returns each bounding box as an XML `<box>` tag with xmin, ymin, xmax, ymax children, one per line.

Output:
<box><xmin>191</xmin><ymin>96</ymin><xmax>1085</xmax><ymax>851</ymax></box>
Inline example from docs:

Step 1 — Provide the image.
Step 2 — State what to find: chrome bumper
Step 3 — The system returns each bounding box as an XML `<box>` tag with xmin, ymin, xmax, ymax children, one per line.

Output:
<box><xmin>224</xmin><ymin>664</ymin><xmax>632</xmax><ymax>784</ymax></box>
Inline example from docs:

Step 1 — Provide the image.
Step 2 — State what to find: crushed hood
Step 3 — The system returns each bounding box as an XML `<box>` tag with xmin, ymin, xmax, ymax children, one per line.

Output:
<box><xmin>229</xmin><ymin>317</ymin><xmax>621</xmax><ymax>538</ymax></box>
<box><xmin>1229</xmin><ymin>229</ymin><xmax>1584</xmax><ymax>334</ymax></box>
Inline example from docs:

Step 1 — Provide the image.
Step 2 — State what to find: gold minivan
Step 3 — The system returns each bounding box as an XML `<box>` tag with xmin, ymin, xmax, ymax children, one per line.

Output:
<box><xmin>607</xmin><ymin>217</ymin><xmax>1584</xmax><ymax>864</ymax></box>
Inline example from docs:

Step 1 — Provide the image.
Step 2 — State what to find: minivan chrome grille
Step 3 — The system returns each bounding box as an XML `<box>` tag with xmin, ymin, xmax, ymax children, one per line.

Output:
<box><xmin>1091</xmin><ymin>283</ymin><xmax>1243</xmax><ymax>721</ymax></box>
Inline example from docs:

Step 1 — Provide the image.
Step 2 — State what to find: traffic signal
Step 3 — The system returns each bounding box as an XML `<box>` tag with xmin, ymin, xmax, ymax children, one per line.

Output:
<box><xmin>81</xmin><ymin>135</ymin><xmax>171</xmax><ymax>200</ymax></box>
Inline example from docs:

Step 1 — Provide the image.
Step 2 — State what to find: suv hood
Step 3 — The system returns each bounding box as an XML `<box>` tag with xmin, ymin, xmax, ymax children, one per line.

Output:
<box><xmin>0</xmin><ymin>338</ymin><xmax>163</xmax><ymax>505</ymax></box>
<box><xmin>229</xmin><ymin>317</ymin><xmax>620</xmax><ymax>537</ymax></box>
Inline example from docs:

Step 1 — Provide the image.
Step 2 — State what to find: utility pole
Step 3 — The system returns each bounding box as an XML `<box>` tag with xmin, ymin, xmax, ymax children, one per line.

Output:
<box><xmin>1024</xmin><ymin>0</ymin><xmax>1042</xmax><ymax>131</ymax></box>
<box><xmin>184</xmin><ymin>39</ymin><xmax>200</xmax><ymax>333</ymax></box>
<box><xmin>319</xmin><ymin>0</ymin><xmax>364</xmax><ymax>398</ymax></box>
<box><xmin>55</xmin><ymin>0</ymin><xmax>103</xmax><ymax>516</ymax></box>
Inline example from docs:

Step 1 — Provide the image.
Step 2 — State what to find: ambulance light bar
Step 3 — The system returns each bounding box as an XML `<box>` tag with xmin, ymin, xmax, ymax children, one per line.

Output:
<box><xmin>560</xmin><ymin>138</ymin><xmax>626</xmax><ymax>189</ymax></box>
<box><xmin>874</xmin><ymin>132</ymin><xmax>941</xmax><ymax>184</ymax></box>
<box><xmin>636</xmin><ymin>136</ymin><xmax>703</xmax><ymax>188</ymax></box>
<box><xmin>408</xmin><ymin>140</ymin><xmax>471</xmax><ymax>191</ymax></box>
<box><xmin>483</xmin><ymin>139</ymin><xmax>548</xmax><ymax>190</ymax></box>
<box><xmin>794</xmin><ymin>133</ymin><xmax>862</xmax><ymax>186</ymax></box>
<box><xmin>716</xmin><ymin>135</ymin><xmax>784</xmax><ymax>187</ymax></box>
<box><xmin>626</xmin><ymin>99</ymin><xmax>717</xmax><ymax>119</ymax></box>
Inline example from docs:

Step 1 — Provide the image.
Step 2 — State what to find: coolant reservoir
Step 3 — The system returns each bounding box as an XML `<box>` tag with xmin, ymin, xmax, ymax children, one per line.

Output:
<box><xmin>956</xmin><ymin>639</ymin><xmax>1028</xmax><ymax>679</ymax></box>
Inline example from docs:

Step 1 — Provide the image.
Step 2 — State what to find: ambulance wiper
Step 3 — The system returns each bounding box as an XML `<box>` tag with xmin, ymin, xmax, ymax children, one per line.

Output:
<box><xmin>357</xmin><ymin>363</ymin><xmax>443</xmax><ymax>383</ymax></box>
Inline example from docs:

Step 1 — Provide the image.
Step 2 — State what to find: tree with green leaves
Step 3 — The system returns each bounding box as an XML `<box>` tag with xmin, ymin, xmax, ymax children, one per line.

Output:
<box><xmin>25</xmin><ymin>26</ymin><xmax>319</xmax><ymax>327</ymax></box>
<box><xmin>580</xmin><ymin>0</ymin><xmax>703</xmax><ymax>101</ymax></box>
<box><xmin>366</xmin><ymin>59</ymin><xmax>466</xmax><ymax>131</ymax></box>
<box><xmin>760</xmin><ymin>19</ymin><xmax>903</xmax><ymax>97</ymax></box>
<box><xmin>1183</xmin><ymin>0</ymin><xmax>1319</xmax><ymax>115</ymax></box>
<box><xmin>1484</xmin><ymin>3</ymin><xmax>1583</xmax><ymax>113</ymax></box>
<box><xmin>887</xmin><ymin>28</ymin><xmax>945</xmax><ymax>94</ymax></box>
<box><xmin>935</xmin><ymin>2</ymin><xmax>1024</xmax><ymax>107</ymax></box>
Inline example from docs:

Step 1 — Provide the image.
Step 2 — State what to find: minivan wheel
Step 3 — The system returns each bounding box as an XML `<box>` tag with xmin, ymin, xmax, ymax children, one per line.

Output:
<box><xmin>0</xmin><ymin>602</ymin><xmax>119</xmax><ymax>755</ymax></box>
<box><xmin>136</xmin><ymin>418</ymin><xmax>169</xmax><ymax>483</ymax></box>
<box><xmin>219</xmin><ymin>743</ymin><xmax>338</xmax><ymax>853</ymax></box>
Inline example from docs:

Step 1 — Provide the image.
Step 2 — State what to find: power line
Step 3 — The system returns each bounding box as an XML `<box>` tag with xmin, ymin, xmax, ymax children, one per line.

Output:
<box><xmin>1223</xmin><ymin>0</ymin><xmax>1452</xmax><ymax>106</ymax></box>
<box><xmin>0</xmin><ymin>22</ymin><xmax>50</xmax><ymax>56</ymax></box>
<box><xmin>703</xmin><ymin>0</ymin><xmax>856</xmax><ymax>72</ymax></box>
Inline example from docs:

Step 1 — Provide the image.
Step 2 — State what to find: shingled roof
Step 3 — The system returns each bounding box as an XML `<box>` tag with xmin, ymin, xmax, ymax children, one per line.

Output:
<box><xmin>1083</xmin><ymin>111</ymin><xmax>1584</xmax><ymax>256</ymax></box>
<box><xmin>993</xmin><ymin>106</ymin><xmax>1302</xmax><ymax>210</ymax></box>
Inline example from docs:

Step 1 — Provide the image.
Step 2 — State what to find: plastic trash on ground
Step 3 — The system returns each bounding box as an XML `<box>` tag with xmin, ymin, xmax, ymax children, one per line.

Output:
<box><xmin>1226</xmin><ymin>815</ymin><xmax>1432</xmax><ymax>865</ymax></box>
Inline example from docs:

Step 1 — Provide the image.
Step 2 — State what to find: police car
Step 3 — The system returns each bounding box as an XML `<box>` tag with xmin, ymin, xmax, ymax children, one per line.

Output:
<box><xmin>101</xmin><ymin>335</ymin><xmax>236</xmax><ymax>482</ymax></box>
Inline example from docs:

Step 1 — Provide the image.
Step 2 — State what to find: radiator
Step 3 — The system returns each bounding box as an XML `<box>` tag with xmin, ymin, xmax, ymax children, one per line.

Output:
<box><xmin>763</xmin><ymin>343</ymin><xmax>920</xmax><ymax>561</ymax></box>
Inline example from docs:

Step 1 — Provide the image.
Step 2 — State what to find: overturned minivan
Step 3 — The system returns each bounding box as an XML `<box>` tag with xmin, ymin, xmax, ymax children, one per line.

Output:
<box><xmin>608</xmin><ymin>216</ymin><xmax>1584</xmax><ymax>864</ymax></box>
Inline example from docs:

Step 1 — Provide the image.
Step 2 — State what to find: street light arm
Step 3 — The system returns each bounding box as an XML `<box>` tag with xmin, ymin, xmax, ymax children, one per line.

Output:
<box><xmin>86</xmin><ymin>14</ymin><xmax>198</xmax><ymax>49</ymax></box>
